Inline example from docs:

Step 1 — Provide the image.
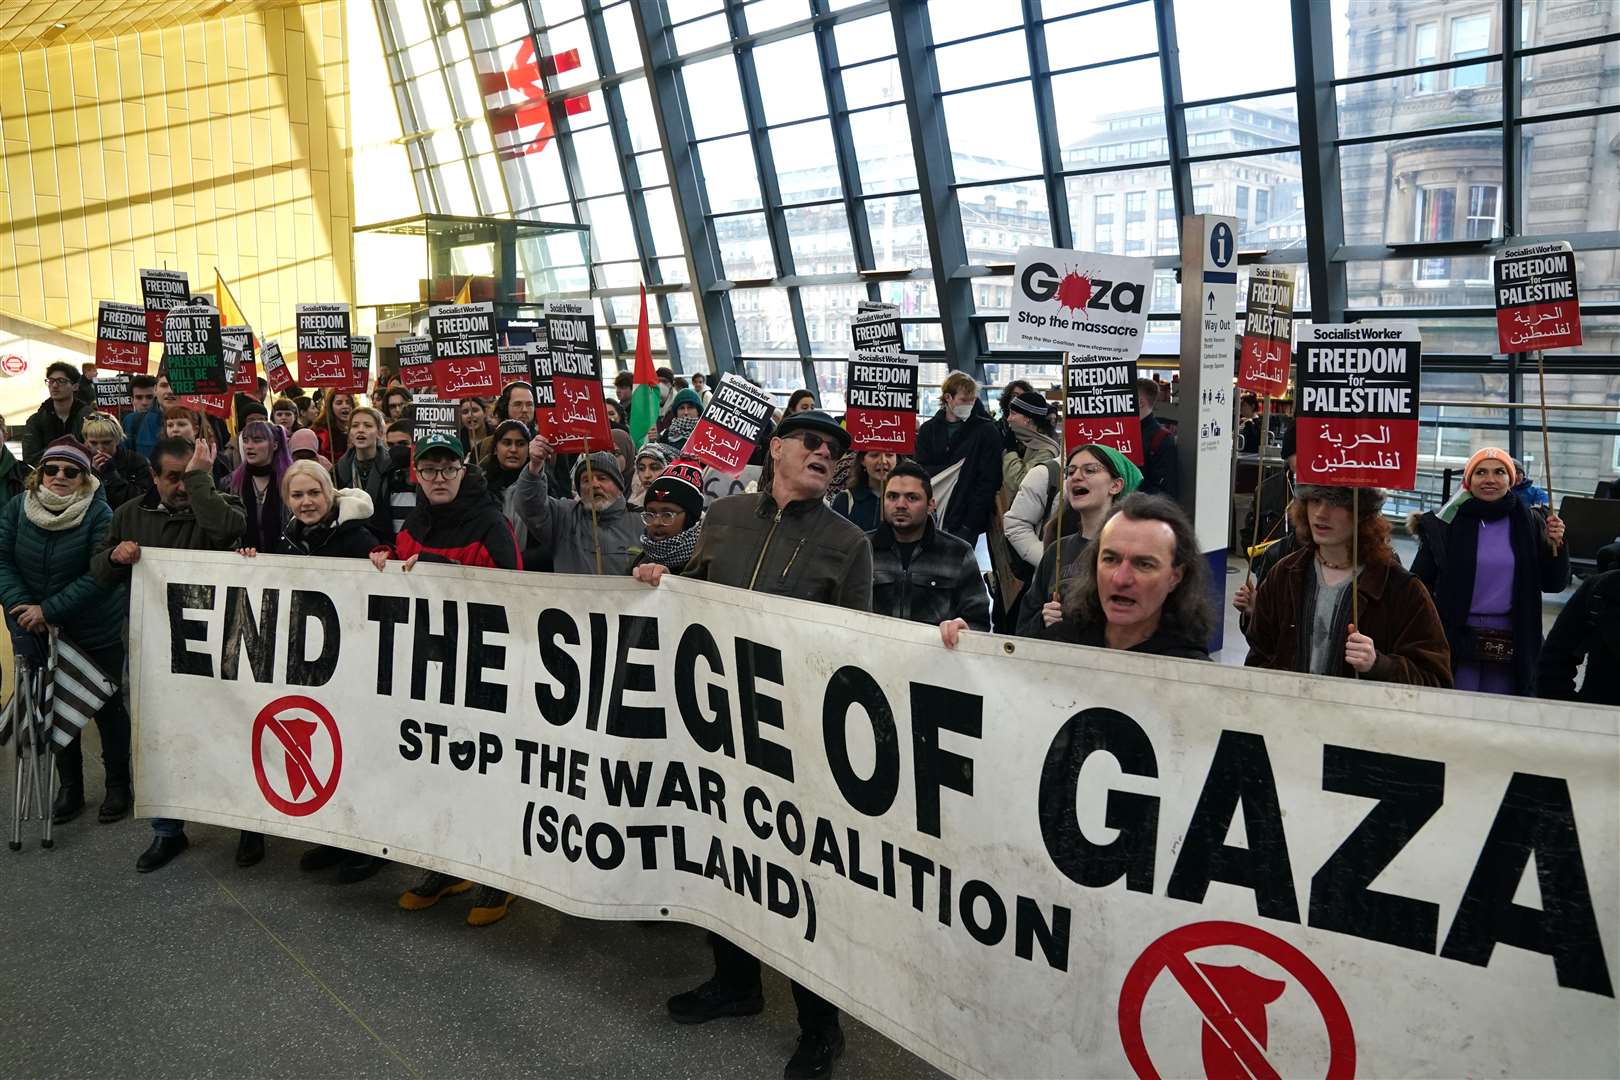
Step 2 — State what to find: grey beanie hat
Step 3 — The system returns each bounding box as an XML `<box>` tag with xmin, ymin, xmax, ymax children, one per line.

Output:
<box><xmin>573</xmin><ymin>450</ymin><xmax>625</xmax><ymax>493</ymax></box>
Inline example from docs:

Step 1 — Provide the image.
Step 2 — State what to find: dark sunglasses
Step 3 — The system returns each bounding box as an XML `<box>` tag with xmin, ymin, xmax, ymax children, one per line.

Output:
<box><xmin>41</xmin><ymin>464</ymin><xmax>83</xmax><ymax>480</ymax></box>
<box><xmin>791</xmin><ymin>432</ymin><xmax>842</xmax><ymax>456</ymax></box>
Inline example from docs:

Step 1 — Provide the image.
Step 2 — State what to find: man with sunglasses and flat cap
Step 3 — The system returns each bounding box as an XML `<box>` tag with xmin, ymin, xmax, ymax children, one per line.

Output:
<box><xmin>633</xmin><ymin>408</ymin><xmax>871</xmax><ymax>1079</ymax></box>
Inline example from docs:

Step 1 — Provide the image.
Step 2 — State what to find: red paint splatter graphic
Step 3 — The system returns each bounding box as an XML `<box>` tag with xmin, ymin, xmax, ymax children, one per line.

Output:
<box><xmin>1056</xmin><ymin>272</ymin><xmax>1093</xmax><ymax>313</ymax></box>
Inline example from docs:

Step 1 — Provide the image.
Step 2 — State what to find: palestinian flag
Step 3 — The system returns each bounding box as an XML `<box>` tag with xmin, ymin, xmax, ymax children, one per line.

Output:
<box><xmin>628</xmin><ymin>283</ymin><xmax>660</xmax><ymax>447</ymax></box>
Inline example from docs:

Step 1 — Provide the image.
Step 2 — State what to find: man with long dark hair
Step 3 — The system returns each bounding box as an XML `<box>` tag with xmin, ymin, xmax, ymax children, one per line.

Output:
<box><xmin>941</xmin><ymin>493</ymin><xmax>1213</xmax><ymax>659</ymax></box>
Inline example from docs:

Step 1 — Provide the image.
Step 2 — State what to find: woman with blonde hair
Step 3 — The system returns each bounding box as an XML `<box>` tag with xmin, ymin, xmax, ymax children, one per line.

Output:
<box><xmin>333</xmin><ymin>406</ymin><xmax>403</xmax><ymax>543</ymax></box>
<box><xmin>0</xmin><ymin>437</ymin><xmax>128</xmax><ymax>825</ymax></box>
<box><xmin>79</xmin><ymin>411</ymin><xmax>153</xmax><ymax>508</ymax></box>
<box><xmin>241</xmin><ymin>459</ymin><xmax>383</xmax><ymax>880</ymax></box>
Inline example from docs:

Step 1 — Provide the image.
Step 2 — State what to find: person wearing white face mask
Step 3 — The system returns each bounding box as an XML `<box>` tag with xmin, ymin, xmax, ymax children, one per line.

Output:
<box><xmin>913</xmin><ymin>371</ymin><xmax>1004</xmax><ymax>549</ymax></box>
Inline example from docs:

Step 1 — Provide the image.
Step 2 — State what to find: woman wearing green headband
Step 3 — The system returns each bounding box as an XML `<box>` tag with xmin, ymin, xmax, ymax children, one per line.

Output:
<box><xmin>1014</xmin><ymin>443</ymin><xmax>1142</xmax><ymax>637</ymax></box>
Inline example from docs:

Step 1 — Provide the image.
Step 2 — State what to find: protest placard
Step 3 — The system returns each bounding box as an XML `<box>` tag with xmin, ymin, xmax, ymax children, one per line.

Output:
<box><xmin>139</xmin><ymin>269</ymin><xmax>189</xmax><ymax>340</ymax></box>
<box><xmin>1065</xmin><ymin>354</ymin><xmax>1142</xmax><ymax>464</ymax></box>
<box><xmin>93</xmin><ymin>374</ymin><xmax>132</xmax><ymax>411</ymax></box>
<box><xmin>431</xmin><ymin>302</ymin><xmax>500</xmax><ymax>399</ymax></box>
<box><xmin>1493</xmin><ymin>241</ymin><xmax>1583</xmax><ymax>512</ymax></box>
<box><xmin>262</xmin><ymin>340</ymin><xmax>292</xmax><ymax>395</ymax></box>
<box><xmin>683</xmin><ymin>372</ymin><xmax>775</xmax><ymax>475</ymax></box>
<box><xmin>95</xmin><ymin>301</ymin><xmax>149</xmax><ymax>373</ymax></box>
<box><xmin>296</xmin><ymin>304</ymin><xmax>354</xmax><ymax>388</ymax></box>
<box><xmin>162</xmin><ymin>305</ymin><xmax>226</xmax><ymax>396</ymax></box>
<box><xmin>1006</xmin><ymin>247</ymin><xmax>1152</xmax><ymax>358</ymax></box>
<box><xmin>409</xmin><ymin>394</ymin><xmax>460</xmax><ymax>447</ymax></box>
<box><xmin>499</xmin><ymin>345</ymin><xmax>534</xmax><ymax>385</ymax></box>
<box><xmin>543</xmin><ymin>302</ymin><xmax>612</xmax><ymax>452</ymax></box>
<box><xmin>1294</xmin><ymin>322</ymin><xmax>1421</xmax><ymax>490</ymax></box>
<box><xmin>396</xmin><ymin>335</ymin><xmax>435</xmax><ymax>390</ymax></box>
<box><xmin>222</xmin><ymin>325</ymin><xmax>257</xmax><ymax>394</ymax></box>
<box><xmin>132</xmin><ymin>551</ymin><xmax>1620</xmax><ymax>1080</ymax></box>
<box><xmin>1237</xmin><ymin>266</ymin><xmax>1295</xmax><ymax>398</ymax></box>
<box><xmin>349</xmin><ymin>335</ymin><xmax>373</xmax><ymax>395</ymax></box>
<box><xmin>183</xmin><ymin>393</ymin><xmax>232</xmax><ymax>419</ymax></box>
<box><xmin>851</xmin><ymin>304</ymin><xmax>902</xmax><ymax>360</ymax></box>
<box><xmin>846</xmin><ymin>355</ymin><xmax>918</xmax><ymax>453</ymax></box>
<box><xmin>1495</xmin><ymin>242</ymin><xmax>1582</xmax><ymax>353</ymax></box>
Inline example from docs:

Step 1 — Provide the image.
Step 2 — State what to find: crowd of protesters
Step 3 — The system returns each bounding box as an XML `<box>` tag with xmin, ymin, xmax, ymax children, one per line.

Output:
<box><xmin>1</xmin><ymin>355</ymin><xmax>1609</xmax><ymax>1080</ymax></box>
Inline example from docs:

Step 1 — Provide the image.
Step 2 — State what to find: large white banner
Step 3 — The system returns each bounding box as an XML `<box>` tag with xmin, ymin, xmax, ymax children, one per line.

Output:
<box><xmin>131</xmin><ymin>551</ymin><xmax>1619</xmax><ymax>1080</ymax></box>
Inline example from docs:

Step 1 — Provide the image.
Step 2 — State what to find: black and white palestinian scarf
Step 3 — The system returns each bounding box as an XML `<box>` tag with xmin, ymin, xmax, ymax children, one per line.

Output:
<box><xmin>637</xmin><ymin>522</ymin><xmax>702</xmax><ymax>573</ymax></box>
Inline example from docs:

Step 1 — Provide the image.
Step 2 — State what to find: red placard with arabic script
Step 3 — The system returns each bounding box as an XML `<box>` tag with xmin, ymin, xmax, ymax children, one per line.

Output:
<box><xmin>430</xmin><ymin>302</ymin><xmax>500</xmax><ymax>400</ymax></box>
<box><xmin>262</xmin><ymin>341</ymin><xmax>293</xmax><ymax>395</ymax></box>
<box><xmin>1493</xmin><ymin>242</ymin><xmax>1582</xmax><ymax>354</ymax></box>
<box><xmin>296</xmin><ymin>303</ymin><xmax>354</xmax><ymax>388</ymax></box>
<box><xmin>1293</xmin><ymin>322</ymin><xmax>1421</xmax><ymax>489</ymax></box>
<box><xmin>1236</xmin><ymin>266</ymin><xmax>1295</xmax><ymax>398</ymax></box>
<box><xmin>682</xmin><ymin>373</ymin><xmax>776</xmax><ymax>476</ymax></box>
<box><xmin>396</xmin><ymin>336</ymin><xmax>435</xmax><ymax>391</ymax></box>
<box><xmin>96</xmin><ymin>301</ymin><xmax>150</xmax><ymax>373</ymax></box>
<box><xmin>542</xmin><ymin>306</ymin><xmax>611</xmax><ymax>452</ymax></box>
<box><xmin>1065</xmin><ymin>355</ymin><xmax>1143</xmax><ymax>465</ymax></box>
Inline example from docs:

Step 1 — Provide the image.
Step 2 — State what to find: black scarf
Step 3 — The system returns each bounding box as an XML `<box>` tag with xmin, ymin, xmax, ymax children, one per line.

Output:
<box><xmin>1434</xmin><ymin>494</ymin><xmax>1538</xmax><ymax>635</ymax></box>
<box><xmin>483</xmin><ymin>457</ymin><xmax>525</xmax><ymax>501</ymax></box>
<box><xmin>240</xmin><ymin>466</ymin><xmax>284</xmax><ymax>553</ymax></box>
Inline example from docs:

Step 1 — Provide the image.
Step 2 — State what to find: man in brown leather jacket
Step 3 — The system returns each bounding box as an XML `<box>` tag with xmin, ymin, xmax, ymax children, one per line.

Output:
<box><xmin>633</xmin><ymin>408</ymin><xmax>870</xmax><ymax>1079</ymax></box>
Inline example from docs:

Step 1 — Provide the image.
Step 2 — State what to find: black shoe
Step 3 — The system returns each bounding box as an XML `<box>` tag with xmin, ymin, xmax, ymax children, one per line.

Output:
<box><xmin>51</xmin><ymin>785</ymin><xmax>85</xmax><ymax>825</ymax></box>
<box><xmin>784</xmin><ymin>1027</ymin><xmax>845</xmax><ymax>1080</ymax></box>
<box><xmin>336</xmin><ymin>854</ymin><xmax>384</xmax><ymax>884</ymax></box>
<box><xmin>98</xmin><ymin>784</ymin><xmax>132</xmax><ymax>824</ymax></box>
<box><xmin>235</xmin><ymin>831</ymin><xmax>265</xmax><ymax>868</ymax></box>
<box><xmin>667</xmin><ymin>976</ymin><xmax>765</xmax><ymax>1024</ymax></box>
<box><xmin>300</xmin><ymin>844</ymin><xmax>348</xmax><ymax>872</ymax></box>
<box><xmin>137</xmin><ymin>833</ymin><xmax>189</xmax><ymax>873</ymax></box>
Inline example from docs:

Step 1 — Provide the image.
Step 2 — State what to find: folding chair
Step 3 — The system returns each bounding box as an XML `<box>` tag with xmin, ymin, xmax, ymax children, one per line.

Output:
<box><xmin>3</xmin><ymin>633</ymin><xmax>56</xmax><ymax>851</ymax></box>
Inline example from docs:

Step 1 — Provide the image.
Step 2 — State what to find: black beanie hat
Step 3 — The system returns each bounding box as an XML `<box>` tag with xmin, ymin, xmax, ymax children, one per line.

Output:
<box><xmin>645</xmin><ymin>459</ymin><xmax>705</xmax><ymax>523</ymax></box>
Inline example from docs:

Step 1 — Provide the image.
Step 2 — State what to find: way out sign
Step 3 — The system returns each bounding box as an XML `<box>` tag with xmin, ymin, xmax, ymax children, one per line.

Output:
<box><xmin>1494</xmin><ymin>242</ymin><xmax>1582</xmax><ymax>353</ymax></box>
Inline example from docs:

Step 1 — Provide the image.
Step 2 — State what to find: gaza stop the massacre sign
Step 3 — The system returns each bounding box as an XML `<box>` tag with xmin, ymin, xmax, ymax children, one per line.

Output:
<box><xmin>132</xmin><ymin>551</ymin><xmax>1617</xmax><ymax>1080</ymax></box>
<box><xmin>1006</xmin><ymin>247</ymin><xmax>1152</xmax><ymax>357</ymax></box>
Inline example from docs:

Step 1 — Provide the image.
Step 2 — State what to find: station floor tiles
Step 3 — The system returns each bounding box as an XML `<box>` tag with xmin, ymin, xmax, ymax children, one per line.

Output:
<box><xmin>0</xmin><ymin>784</ymin><xmax>946</xmax><ymax>1080</ymax></box>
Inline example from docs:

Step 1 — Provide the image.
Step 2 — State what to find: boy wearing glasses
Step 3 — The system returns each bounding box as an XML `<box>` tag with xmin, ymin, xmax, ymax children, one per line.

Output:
<box><xmin>22</xmin><ymin>361</ymin><xmax>90</xmax><ymax>467</ymax></box>
<box><xmin>628</xmin><ymin>459</ymin><xmax>705</xmax><ymax>574</ymax></box>
<box><xmin>632</xmin><ymin>408</ymin><xmax>870</xmax><ymax>1080</ymax></box>
<box><xmin>381</xmin><ymin>433</ymin><xmax>520</xmax><ymax>573</ymax></box>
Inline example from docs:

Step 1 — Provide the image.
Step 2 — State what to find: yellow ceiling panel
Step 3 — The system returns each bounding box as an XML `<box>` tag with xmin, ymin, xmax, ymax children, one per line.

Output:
<box><xmin>0</xmin><ymin>1</ymin><xmax>319</xmax><ymax>52</ymax></box>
